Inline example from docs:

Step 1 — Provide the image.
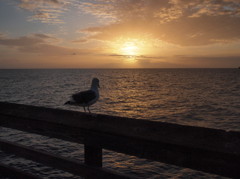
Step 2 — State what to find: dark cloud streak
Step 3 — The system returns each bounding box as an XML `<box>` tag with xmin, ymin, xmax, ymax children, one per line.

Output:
<box><xmin>0</xmin><ymin>33</ymin><xmax>97</xmax><ymax>56</ymax></box>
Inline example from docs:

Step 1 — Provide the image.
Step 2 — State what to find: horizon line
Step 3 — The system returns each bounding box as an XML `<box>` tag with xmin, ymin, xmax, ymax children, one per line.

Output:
<box><xmin>0</xmin><ymin>67</ymin><xmax>238</xmax><ymax>70</ymax></box>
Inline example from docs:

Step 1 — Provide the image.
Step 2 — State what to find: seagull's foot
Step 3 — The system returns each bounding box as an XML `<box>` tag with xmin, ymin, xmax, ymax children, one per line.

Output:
<box><xmin>90</xmin><ymin>113</ymin><xmax>97</xmax><ymax>117</ymax></box>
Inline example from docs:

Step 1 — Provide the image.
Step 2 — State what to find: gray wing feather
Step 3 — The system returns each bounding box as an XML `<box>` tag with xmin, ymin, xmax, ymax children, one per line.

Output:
<box><xmin>72</xmin><ymin>90</ymin><xmax>96</xmax><ymax>104</ymax></box>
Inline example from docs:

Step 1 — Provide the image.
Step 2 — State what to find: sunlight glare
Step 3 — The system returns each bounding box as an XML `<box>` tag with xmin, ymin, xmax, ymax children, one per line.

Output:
<box><xmin>120</xmin><ymin>41</ymin><xmax>139</xmax><ymax>56</ymax></box>
<box><xmin>109</xmin><ymin>37</ymin><xmax>159</xmax><ymax>64</ymax></box>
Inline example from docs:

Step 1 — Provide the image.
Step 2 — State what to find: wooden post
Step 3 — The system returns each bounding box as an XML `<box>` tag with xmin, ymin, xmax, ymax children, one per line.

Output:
<box><xmin>84</xmin><ymin>144</ymin><xmax>102</xmax><ymax>167</ymax></box>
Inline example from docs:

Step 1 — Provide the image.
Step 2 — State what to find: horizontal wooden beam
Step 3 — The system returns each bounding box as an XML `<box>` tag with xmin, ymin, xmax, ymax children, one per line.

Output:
<box><xmin>0</xmin><ymin>139</ymin><xmax>134</xmax><ymax>179</ymax></box>
<box><xmin>0</xmin><ymin>163</ymin><xmax>41</xmax><ymax>179</ymax></box>
<box><xmin>0</xmin><ymin>102</ymin><xmax>240</xmax><ymax>178</ymax></box>
<box><xmin>0</xmin><ymin>102</ymin><xmax>239</xmax><ymax>155</ymax></box>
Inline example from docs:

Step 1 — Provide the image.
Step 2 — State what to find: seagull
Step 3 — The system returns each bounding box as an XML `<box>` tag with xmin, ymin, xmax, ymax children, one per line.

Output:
<box><xmin>64</xmin><ymin>78</ymin><xmax>100</xmax><ymax>113</ymax></box>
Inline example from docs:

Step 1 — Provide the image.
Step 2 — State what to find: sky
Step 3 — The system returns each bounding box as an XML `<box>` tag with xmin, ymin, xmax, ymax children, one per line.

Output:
<box><xmin>0</xmin><ymin>0</ymin><xmax>240</xmax><ymax>68</ymax></box>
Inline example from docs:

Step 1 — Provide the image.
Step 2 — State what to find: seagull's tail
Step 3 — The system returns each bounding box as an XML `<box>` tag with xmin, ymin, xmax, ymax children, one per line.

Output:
<box><xmin>64</xmin><ymin>101</ymin><xmax>72</xmax><ymax>105</ymax></box>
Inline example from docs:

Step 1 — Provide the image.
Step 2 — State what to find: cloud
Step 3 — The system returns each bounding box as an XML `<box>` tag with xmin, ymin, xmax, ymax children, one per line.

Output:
<box><xmin>15</xmin><ymin>0</ymin><xmax>78</xmax><ymax>23</ymax></box>
<box><xmin>79</xmin><ymin>0</ymin><xmax>172</xmax><ymax>22</ymax></box>
<box><xmin>79</xmin><ymin>0</ymin><xmax>240</xmax><ymax>46</ymax></box>
<box><xmin>0</xmin><ymin>33</ymin><xmax>6</xmax><ymax>38</ymax></box>
<box><xmin>72</xmin><ymin>38</ymin><xmax>90</xmax><ymax>43</ymax></box>
<box><xmin>0</xmin><ymin>33</ymin><xmax>97</xmax><ymax>56</ymax></box>
<box><xmin>80</xmin><ymin>0</ymin><xmax>240</xmax><ymax>21</ymax></box>
<box><xmin>0</xmin><ymin>33</ymin><xmax>56</xmax><ymax>46</ymax></box>
<box><xmin>12</xmin><ymin>0</ymin><xmax>240</xmax><ymax>44</ymax></box>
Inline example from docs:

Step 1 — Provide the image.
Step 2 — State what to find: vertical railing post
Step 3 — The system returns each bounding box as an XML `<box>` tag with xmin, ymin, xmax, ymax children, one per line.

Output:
<box><xmin>84</xmin><ymin>142</ymin><xmax>102</xmax><ymax>167</ymax></box>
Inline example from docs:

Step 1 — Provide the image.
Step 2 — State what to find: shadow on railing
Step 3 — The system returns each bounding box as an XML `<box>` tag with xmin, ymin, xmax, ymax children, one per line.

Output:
<box><xmin>0</xmin><ymin>102</ymin><xmax>240</xmax><ymax>179</ymax></box>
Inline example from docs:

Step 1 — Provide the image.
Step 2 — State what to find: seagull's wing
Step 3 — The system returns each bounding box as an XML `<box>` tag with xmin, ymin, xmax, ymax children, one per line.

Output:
<box><xmin>72</xmin><ymin>90</ymin><xmax>96</xmax><ymax>104</ymax></box>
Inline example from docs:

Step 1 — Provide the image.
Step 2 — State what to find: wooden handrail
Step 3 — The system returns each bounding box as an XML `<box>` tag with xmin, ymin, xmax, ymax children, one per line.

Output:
<box><xmin>0</xmin><ymin>139</ymin><xmax>131</xmax><ymax>179</ymax></box>
<box><xmin>0</xmin><ymin>102</ymin><xmax>240</xmax><ymax>178</ymax></box>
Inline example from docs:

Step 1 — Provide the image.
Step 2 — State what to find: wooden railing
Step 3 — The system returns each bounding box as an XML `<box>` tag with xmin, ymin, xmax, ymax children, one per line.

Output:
<box><xmin>0</xmin><ymin>102</ymin><xmax>239</xmax><ymax>179</ymax></box>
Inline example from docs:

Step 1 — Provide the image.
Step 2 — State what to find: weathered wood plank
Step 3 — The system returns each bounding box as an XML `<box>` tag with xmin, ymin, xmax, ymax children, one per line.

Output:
<box><xmin>0</xmin><ymin>102</ymin><xmax>240</xmax><ymax>178</ymax></box>
<box><xmin>0</xmin><ymin>139</ymin><xmax>134</xmax><ymax>179</ymax></box>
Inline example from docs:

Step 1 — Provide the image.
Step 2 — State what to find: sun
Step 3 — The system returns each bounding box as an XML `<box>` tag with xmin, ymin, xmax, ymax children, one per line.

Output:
<box><xmin>109</xmin><ymin>38</ymin><xmax>151</xmax><ymax>63</ymax></box>
<box><xmin>111</xmin><ymin>38</ymin><xmax>144</xmax><ymax>57</ymax></box>
<box><xmin>120</xmin><ymin>41</ymin><xmax>139</xmax><ymax>56</ymax></box>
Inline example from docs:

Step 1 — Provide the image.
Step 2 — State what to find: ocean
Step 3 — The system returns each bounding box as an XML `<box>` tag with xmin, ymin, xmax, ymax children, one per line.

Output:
<box><xmin>0</xmin><ymin>69</ymin><xmax>239</xmax><ymax>178</ymax></box>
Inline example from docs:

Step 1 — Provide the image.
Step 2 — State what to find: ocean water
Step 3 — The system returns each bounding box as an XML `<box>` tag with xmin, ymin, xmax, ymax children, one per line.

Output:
<box><xmin>0</xmin><ymin>69</ymin><xmax>239</xmax><ymax>178</ymax></box>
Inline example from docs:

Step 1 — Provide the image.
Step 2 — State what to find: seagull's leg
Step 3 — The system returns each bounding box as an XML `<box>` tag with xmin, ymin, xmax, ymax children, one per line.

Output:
<box><xmin>83</xmin><ymin>106</ymin><xmax>86</xmax><ymax>112</ymax></box>
<box><xmin>87</xmin><ymin>106</ymin><xmax>91</xmax><ymax>113</ymax></box>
